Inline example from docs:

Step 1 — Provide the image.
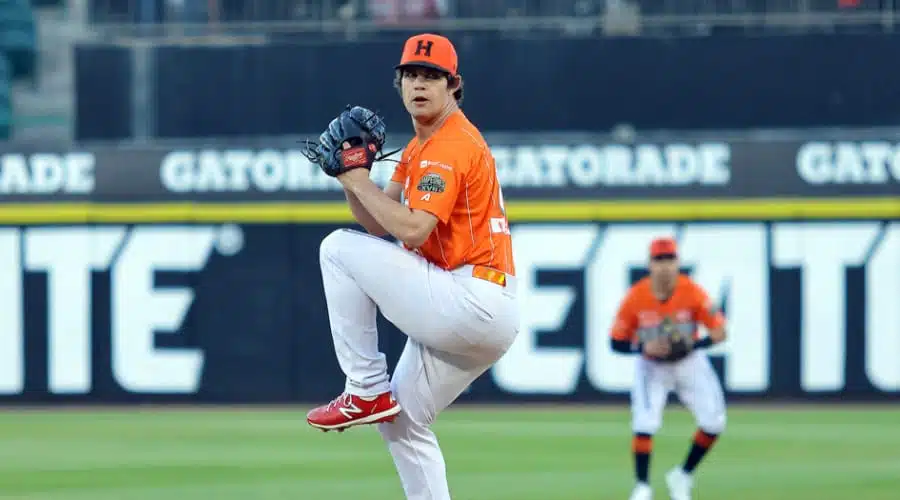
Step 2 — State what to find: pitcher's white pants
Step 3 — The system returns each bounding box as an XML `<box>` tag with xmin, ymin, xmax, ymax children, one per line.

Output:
<box><xmin>319</xmin><ymin>228</ymin><xmax>520</xmax><ymax>500</ymax></box>
<box><xmin>631</xmin><ymin>351</ymin><xmax>727</xmax><ymax>435</ymax></box>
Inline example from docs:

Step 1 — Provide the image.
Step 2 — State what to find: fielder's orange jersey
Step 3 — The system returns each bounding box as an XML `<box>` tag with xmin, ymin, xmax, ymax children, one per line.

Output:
<box><xmin>610</xmin><ymin>275</ymin><xmax>725</xmax><ymax>343</ymax></box>
<box><xmin>390</xmin><ymin>110</ymin><xmax>515</xmax><ymax>275</ymax></box>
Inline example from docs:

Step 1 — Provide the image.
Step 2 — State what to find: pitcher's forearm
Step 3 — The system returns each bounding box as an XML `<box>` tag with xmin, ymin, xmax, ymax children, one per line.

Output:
<box><xmin>346</xmin><ymin>190</ymin><xmax>388</xmax><ymax>237</ymax></box>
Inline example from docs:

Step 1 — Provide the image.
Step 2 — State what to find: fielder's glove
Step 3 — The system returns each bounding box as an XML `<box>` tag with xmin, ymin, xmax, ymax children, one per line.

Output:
<box><xmin>658</xmin><ymin>317</ymin><xmax>694</xmax><ymax>362</ymax></box>
<box><xmin>300</xmin><ymin>105</ymin><xmax>391</xmax><ymax>177</ymax></box>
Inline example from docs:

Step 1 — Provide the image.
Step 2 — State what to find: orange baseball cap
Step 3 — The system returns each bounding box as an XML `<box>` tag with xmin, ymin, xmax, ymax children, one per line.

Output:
<box><xmin>396</xmin><ymin>33</ymin><xmax>458</xmax><ymax>76</ymax></box>
<box><xmin>649</xmin><ymin>237</ymin><xmax>678</xmax><ymax>258</ymax></box>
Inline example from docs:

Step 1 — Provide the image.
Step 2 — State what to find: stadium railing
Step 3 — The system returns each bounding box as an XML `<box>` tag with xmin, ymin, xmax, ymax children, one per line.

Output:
<box><xmin>79</xmin><ymin>0</ymin><xmax>900</xmax><ymax>40</ymax></box>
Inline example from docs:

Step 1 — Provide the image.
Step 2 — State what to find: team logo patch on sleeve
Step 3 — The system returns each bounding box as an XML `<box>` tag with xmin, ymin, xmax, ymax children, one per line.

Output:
<box><xmin>417</xmin><ymin>172</ymin><xmax>446</xmax><ymax>193</ymax></box>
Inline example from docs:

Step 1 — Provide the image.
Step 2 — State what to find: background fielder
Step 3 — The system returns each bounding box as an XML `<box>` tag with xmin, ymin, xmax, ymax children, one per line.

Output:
<box><xmin>609</xmin><ymin>237</ymin><xmax>728</xmax><ymax>500</ymax></box>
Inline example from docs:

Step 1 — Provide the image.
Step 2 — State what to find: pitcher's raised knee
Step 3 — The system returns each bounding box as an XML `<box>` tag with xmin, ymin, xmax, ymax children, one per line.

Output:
<box><xmin>319</xmin><ymin>228</ymin><xmax>358</xmax><ymax>264</ymax></box>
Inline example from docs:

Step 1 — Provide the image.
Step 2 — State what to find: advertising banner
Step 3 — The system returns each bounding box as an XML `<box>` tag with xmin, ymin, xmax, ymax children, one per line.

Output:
<box><xmin>0</xmin><ymin>128</ymin><xmax>896</xmax><ymax>405</ymax></box>
<box><xmin>0</xmin><ymin>135</ymin><xmax>897</xmax><ymax>214</ymax></box>
<box><xmin>0</xmin><ymin>220</ymin><xmax>897</xmax><ymax>405</ymax></box>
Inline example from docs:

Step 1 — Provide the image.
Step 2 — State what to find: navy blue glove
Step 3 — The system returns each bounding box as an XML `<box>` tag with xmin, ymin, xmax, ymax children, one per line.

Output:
<box><xmin>301</xmin><ymin>105</ymin><xmax>388</xmax><ymax>178</ymax></box>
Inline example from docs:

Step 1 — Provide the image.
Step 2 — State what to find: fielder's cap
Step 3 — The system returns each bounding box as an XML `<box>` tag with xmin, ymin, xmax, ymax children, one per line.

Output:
<box><xmin>396</xmin><ymin>33</ymin><xmax>458</xmax><ymax>76</ymax></box>
<box><xmin>650</xmin><ymin>237</ymin><xmax>678</xmax><ymax>259</ymax></box>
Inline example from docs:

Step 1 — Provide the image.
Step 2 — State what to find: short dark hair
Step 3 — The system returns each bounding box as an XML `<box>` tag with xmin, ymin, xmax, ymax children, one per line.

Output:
<box><xmin>393</xmin><ymin>69</ymin><xmax>464</xmax><ymax>106</ymax></box>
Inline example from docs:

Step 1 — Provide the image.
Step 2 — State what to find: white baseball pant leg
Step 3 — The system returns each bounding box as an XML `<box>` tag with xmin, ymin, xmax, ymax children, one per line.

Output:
<box><xmin>674</xmin><ymin>351</ymin><xmax>727</xmax><ymax>434</ymax></box>
<box><xmin>631</xmin><ymin>356</ymin><xmax>675</xmax><ymax>435</ymax></box>
<box><xmin>631</xmin><ymin>352</ymin><xmax>726</xmax><ymax>435</ymax></box>
<box><xmin>319</xmin><ymin>228</ymin><xmax>520</xmax><ymax>500</ymax></box>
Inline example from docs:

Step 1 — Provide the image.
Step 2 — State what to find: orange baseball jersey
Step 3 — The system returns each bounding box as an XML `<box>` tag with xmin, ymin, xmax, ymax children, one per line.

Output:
<box><xmin>610</xmin><ymin>275</ymin><xmax>725</xmax><ymax>343</ymax></box>
<box><xmin>390</xmin><ymin>109</ymin><xmax>515</xmax><ymax>275</ymax></box>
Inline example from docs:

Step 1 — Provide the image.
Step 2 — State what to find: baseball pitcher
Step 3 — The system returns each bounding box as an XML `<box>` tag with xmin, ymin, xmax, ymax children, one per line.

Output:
<box><xmin>300</xmin><ymin>33</ymin><xmax>519</xmax><ymax>500</ymax></box>
<box><xmin>610</xmin><ymin>237</ymin><xmax>727</xmax><ymax>500</ymax></box>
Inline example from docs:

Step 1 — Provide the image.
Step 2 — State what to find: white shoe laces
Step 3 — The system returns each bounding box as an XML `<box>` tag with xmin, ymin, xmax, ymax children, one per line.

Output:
<box><xmin>326</xmin><ymin>393</ymin><xmax>352</xmax><ymax>410</ymax></box>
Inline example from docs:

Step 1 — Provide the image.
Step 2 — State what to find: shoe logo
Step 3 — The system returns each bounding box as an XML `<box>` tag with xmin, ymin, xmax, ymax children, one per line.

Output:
<box><xmin>339</xmin><ymin>400</ymin><xmax>364</xmax><ymax>420</ymax></box>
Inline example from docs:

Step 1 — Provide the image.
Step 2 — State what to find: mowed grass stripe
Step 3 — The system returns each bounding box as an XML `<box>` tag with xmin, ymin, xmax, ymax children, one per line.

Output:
<box><xmin>0</xmin><ymin>407</ymin><xmax>898</xmax><ymax>499</ymax></box>
<box><xmin>1</xmin><ymin>406</ymin><xmax>896</xmax><ymax>426</ymax></box>
<box><xmin>3</xmin><ymin>459</ymin><xmax>898</xmax><ymax>499</ymax></box>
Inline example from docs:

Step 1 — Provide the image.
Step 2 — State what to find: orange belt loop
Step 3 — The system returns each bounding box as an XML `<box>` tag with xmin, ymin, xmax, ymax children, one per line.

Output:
<box><xmin>472</xmin><ymin>265</ymin><xmax>507</xmax><ymax>287</ymax></box>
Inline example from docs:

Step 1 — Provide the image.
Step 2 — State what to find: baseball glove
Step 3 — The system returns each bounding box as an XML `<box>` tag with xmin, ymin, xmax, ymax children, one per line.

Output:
<box><xmin>657</xmin><ymin>317</ymin><xmax>694</xmax><ymax>362</ymax></box>
<box><xmin>300</xmin><ymin>105</ymin><xmax>395</xmax><ymax>177</ymax></box>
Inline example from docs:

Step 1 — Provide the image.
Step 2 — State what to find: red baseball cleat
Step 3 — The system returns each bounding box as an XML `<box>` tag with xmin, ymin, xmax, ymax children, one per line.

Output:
<box><xmin>307</xmin><ymin>391</ymin><xmax>401</xmax><ymax>432</ymax></box>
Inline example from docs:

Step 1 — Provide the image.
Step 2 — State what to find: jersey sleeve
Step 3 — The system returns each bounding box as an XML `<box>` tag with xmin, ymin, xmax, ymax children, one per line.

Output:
<box><xmin>610</xmin><ymin>292</ymin><xmax>639</xmax><ymax>342</ymax></box>
<box><xmin>406</xmin><ymin>148</ymin><xmax>463</xmax><ymax>224</ymax></box>
<box><xmin>692</xmin><ymin>282</ymin><xmax>726</xmax><ymax>329</ymax></box>
<box><xmin>390</xmin><ymin>160</ymin><xmax>408</xmax><ymax>184</ymax></box>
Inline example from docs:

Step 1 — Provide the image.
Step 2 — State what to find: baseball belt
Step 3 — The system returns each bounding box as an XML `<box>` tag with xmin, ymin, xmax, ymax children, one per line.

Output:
<box><xmin>471</xmin><ymin>265</ymin><xmax>507</xmax><ymax>287</ymax></box>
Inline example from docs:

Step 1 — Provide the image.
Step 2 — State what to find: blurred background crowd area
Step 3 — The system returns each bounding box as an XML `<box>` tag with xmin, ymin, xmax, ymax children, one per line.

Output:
<box><xmin>81</xmin><ymin>0</ymin><xmax>900</xmax><ymax>26</ymax></box>
<box><xmin>1</xmin><ymin>0</ymin><xmax>898</xmax><ymax>141</ymax></box>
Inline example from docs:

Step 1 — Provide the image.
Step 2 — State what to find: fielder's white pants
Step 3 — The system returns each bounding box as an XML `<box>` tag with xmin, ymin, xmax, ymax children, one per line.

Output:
<box><xmin>631</xmin><ymin>351</ymin><xmax>727</xmax><ymax>435</ymax></box>
<box><xmin>319</xmin><ymin>228</ymin><xmax>520</xmax><ymax>500</ymax></box>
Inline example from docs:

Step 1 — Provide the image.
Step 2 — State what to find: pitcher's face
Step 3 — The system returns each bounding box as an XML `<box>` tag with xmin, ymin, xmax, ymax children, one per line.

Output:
<box><xmin>400</xmin><ymin>67</ymin><xmax>454</xmax><ymax>121</ymax></box>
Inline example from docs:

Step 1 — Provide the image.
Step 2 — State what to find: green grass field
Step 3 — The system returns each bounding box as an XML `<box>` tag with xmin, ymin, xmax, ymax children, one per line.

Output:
<box><xmin>0</xmin><ymin>405</ymin><xmax>897</xmax><ymax>499</ymax></box>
